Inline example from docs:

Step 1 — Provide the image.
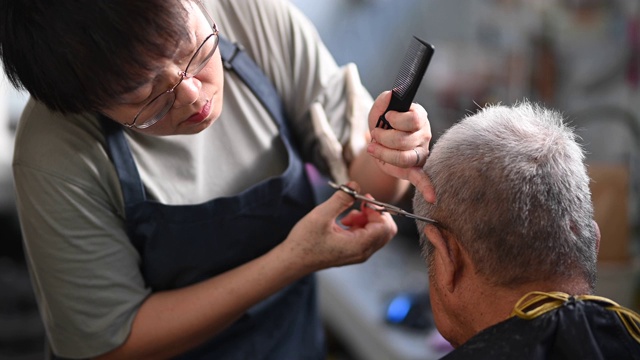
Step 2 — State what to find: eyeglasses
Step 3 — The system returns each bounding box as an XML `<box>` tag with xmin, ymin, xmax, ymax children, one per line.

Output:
<box><xmin>328</xmin><ymin>181</ymin><xmax>438</xmax><ymax>224</ymax></box>
<box><xmin>124</xmin><ymin>4</ymin><xmax>219</xmax><ymax>129</ymax></box>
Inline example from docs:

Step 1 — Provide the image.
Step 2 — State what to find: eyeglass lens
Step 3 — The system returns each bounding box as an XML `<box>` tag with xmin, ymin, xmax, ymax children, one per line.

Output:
<box><xmin>133</xmin><ymin>33</ymin><xmax>219</xmax><ymax>129</ymax></box>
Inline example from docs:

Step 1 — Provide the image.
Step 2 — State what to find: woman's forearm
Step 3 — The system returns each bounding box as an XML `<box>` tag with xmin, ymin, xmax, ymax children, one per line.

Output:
<box><xmin>94</xmin><ymin>244</ymin><xmax>307</xmax><ymax>360</ymax></box>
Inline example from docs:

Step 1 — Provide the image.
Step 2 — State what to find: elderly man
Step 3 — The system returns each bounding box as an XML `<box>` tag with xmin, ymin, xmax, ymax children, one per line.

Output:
<box><xmin>412</xmin><ymin>102</ymin><xmax>640</xmax><ymax>359</ymax></box>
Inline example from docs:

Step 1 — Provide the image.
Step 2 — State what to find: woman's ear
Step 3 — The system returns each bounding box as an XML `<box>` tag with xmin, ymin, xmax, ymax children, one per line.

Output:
<box><xmin>424</xmin><ymin>224</ymin><xmax>461</xmax><ymax>293</ymax></box>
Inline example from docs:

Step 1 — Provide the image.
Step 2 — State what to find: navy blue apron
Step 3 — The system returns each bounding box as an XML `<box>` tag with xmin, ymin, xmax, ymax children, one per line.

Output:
<box><xmin>98</xmin><ymin>37</ymin><xmax>325</xmax><ymax>359</ymax></box>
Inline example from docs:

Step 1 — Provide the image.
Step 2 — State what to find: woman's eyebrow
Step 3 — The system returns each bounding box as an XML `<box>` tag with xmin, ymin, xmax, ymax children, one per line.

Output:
<box><xmin>116</xmin><ymin>64</ymin><xmax>164</xmax><ymax>105</ymax></box>
<box><xmin>173</xmin><ymin>30</ymin><xmax>201</xmax><ymax>63</ymax></box>
<box><xmin>117</xmin><ymin>16</ymin><xmax>207</xmax><ymax>105</ymax></box>
<box><xmin>119</xmin><ymin>86</ymin><xmax>152</xmax><ymax>104</ymax></box>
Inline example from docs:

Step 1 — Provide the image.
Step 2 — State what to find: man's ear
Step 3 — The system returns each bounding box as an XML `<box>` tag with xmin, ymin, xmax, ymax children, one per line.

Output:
<box><xmin>424</xmin><ymin>224</ymin><xmax>461</xmax><ymax>293</ymax></box>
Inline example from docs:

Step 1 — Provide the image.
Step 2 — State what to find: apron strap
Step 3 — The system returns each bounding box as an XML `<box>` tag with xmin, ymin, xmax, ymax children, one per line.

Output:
<box><xmin>100</xmin><ymin>116</ymin><xmax>146</xmax><ymax>205</ymax></box>
<box><xmin>218</xmin><ymin>37</ymin><xmax>290</xmax><ymax>137</ymax></box>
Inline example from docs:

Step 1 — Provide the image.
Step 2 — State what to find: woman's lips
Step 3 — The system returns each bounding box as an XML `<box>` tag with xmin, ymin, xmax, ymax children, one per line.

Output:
<box><xmin>185</xmin><ymin>100</ymin><xmax>212</xmax><ymax>124</ymax></box>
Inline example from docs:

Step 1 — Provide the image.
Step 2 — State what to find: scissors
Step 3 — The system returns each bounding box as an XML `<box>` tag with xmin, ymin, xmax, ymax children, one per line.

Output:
<box><xmin>328</xmin><ymin>181</ymin><xmax>437</xmax><ymax>224</ymax></box>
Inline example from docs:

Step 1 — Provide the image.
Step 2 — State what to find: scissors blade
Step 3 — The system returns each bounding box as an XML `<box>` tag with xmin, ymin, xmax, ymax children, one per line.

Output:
<box><xmin>392</xmin><ymin>209</ymin><xmax>439</xmax><ymax>224</ymax></box>
<box><xmin>327</xmin><ymin>181</ymin><xmax>437</xmax><ymax>224</ymax></box>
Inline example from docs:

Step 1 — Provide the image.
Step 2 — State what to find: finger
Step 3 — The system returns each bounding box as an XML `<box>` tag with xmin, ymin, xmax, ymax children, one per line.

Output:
<box><xmin>357</xmin><ymin>194</ymin><xmax>388</xmax><ymax>218</ymax></box>
<box><xmin>381</xmin><ymin>103</ymin><xmax>428</xmax><ymax>133</ymax></box>
<box><xmin>341</xmin><ymin>192</ymin><xmax>385</xmax><ymax>228</ymax></box>
<box><xmin>412</xmin><ymin>146</ymin><xmax>428</xmax><ymax>168</ymax></box>
<box><xmin>340</xmin><ymin>209</ymin><xmax>369</xmax><ymax>228</ymax></box>
<box><xmin>371</xmin><ymin>127</ymin><xmax>417</xmax><ymax>150</ymax></box>
<box><xmin>318</xmin><ymin>181</ymin><xmax>360</xmax><ymax>218</ymax></box>
<box><xmin>370</xmin><ymin>119</ymin><xmax>430</xmax><ymax>152</ymax></box>
<box><xmin>367</xmin><ymin>142</ymin><xmax>425</xmax><ymax>168</ymax></box>
<box><xmin>349</xmin><ymin>205</ymin><xmax>398</xmax><ymax>243</ymax></box>
<box><xmin>358</xmin><ymin>194</ymin><xmax>396</xmax><ymax>226</ymax></box>
<box><xmin>408</xmin><ymin>167</ymin><xmax>436</xmax><ymax>204</ymax></box>
<box><xmin>344</xmin><ymin>210</ymin><xmax>396</xmax><ymax>240</ymax></box>
<box><xmin>369</xmin><ymin>91</ymin><xmax>392</xmax><ymax>129</ymax></box>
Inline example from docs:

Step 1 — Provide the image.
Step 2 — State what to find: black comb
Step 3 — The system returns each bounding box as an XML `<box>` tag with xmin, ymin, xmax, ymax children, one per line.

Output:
<box><xmin>376</xmin><ymin>37</ymin><xmax>434</xmax><ymax>130</ymax></box>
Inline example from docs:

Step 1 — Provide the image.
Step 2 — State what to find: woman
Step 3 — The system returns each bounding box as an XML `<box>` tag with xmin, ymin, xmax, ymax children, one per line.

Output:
<box><xmin>0</xmin><ymin>0</ymin><xmax>433</xmax><ymax>358</ymax></box>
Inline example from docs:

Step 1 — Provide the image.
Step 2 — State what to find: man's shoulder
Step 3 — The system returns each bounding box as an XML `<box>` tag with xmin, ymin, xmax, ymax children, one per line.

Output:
<box><xmin>444</xmin><ymin>299</ymin><xmax>640</xmax><ymax>360</ymax></box>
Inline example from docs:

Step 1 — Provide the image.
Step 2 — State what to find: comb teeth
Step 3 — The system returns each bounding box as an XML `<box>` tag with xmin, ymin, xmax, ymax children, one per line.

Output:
<box><xmin>375</xmin><ymin>36</ymin><xmax>433</xmax><ymax>130</ymax></box>
<box><xmin>393</xmin><ymin>37</ymin><xmax>433</xmax><ymax>99</ymax></box>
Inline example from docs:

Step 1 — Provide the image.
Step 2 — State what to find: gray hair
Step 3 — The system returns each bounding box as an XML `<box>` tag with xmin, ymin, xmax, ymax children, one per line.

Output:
<box><xmin>413</xmin><ymin>101</ymin><xmax>597</xmax><ymax>289</ymax></box>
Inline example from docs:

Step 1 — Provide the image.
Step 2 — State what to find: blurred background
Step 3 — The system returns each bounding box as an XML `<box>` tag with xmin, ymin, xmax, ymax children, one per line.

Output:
<box><xmin>1</xmin><ymin>0</ymin><xmax>639</xmax><ymax>359</ymax></box>
<box><xmin>291</xmin><ymin>1</ymin><xmax>639</xmax><ymax>358</ymax></box>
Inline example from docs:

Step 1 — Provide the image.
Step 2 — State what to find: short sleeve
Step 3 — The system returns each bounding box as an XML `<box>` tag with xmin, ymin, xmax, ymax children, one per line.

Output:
<box><xmin>13</xmin><ymin>101</ymin><xmax>151</xmax><ymax>358</ymax></box>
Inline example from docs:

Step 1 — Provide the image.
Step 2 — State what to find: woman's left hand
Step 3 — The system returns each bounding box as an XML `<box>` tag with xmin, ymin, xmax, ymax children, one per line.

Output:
<box><xmin>367</xmin><ymin>91</ymin><xmax>435</xmax><ymax>202</ymax></box>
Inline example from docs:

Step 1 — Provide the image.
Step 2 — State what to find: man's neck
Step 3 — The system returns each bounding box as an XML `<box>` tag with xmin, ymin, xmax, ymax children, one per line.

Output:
<box><xmin>451</xmin><ymin>277</ymin><xmax>592</xmax><ymax>346</ymax></box>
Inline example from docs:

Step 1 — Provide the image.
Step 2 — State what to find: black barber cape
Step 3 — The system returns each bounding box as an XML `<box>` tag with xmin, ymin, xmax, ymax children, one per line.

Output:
<box><xmin>442</xmin><ymin>291</ymin><xmax>640</xmax><ymax>360</ymax></box>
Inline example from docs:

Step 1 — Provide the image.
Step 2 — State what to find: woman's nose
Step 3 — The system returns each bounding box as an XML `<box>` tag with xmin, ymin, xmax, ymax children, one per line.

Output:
<box><xmin>172</xmin><ymin>75</ymin><xmax>201</xmax><ymax>107</ymax></box>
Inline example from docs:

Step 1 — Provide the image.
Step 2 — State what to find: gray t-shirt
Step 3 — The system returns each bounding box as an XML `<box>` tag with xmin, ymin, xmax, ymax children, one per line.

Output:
<box><xmin>12</xmin><ymin>0</ymin><xmax>372</xmax><ymax>357</ymax></box>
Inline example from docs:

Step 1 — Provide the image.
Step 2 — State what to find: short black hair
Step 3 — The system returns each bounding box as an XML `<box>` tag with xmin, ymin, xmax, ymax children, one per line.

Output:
<box><xmin>0</xmin><ymin>0</ymin><xmax>192</xmax><ymax>114</ymax></box>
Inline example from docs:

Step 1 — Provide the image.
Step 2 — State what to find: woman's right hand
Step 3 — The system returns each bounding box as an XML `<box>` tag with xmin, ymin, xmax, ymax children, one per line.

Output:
<box><xmin>281</xmin><ymin>181</ymin><xmax>398</xmax><ymax>273</ymax></box>
<box><xmin>96</xmin><ymin>182</ymin><xmax>395</xmax><ymax>360</ymax></box>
